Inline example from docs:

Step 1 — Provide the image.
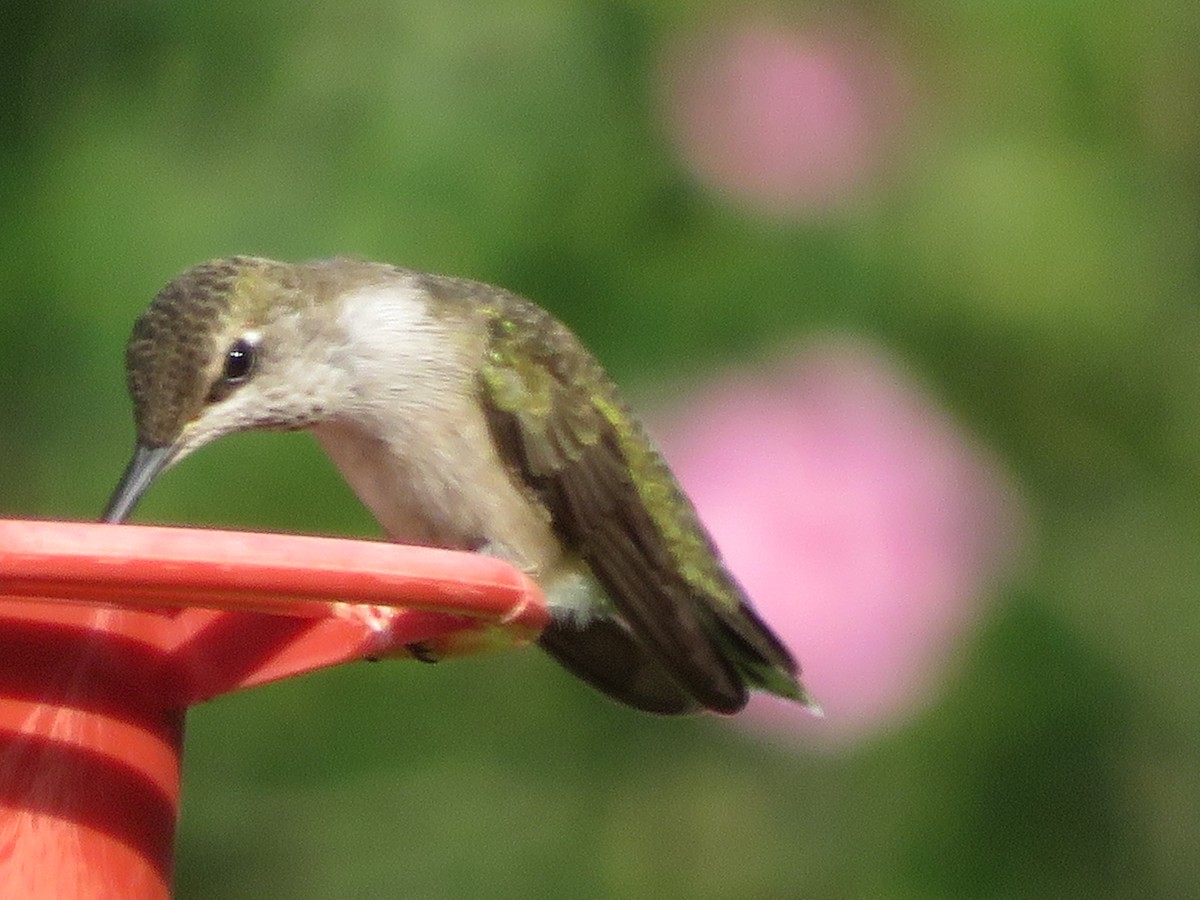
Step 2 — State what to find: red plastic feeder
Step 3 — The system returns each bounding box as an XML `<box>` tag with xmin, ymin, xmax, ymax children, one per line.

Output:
<box><xmin>0</xmin><ymin>519</ymin><xmax>548</xmax><ymax>899</ymax></box>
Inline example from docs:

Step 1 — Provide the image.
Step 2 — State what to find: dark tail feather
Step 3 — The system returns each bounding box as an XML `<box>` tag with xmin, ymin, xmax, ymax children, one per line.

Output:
<box><xmin>708</xmin><ymin>602</ymin><xmax>820</xmax><ymax>711</ymax></box>
<box><xmin>538</xmin><ymin>617</ymin><xmax>722</xmax><ymax>715</ymax></box>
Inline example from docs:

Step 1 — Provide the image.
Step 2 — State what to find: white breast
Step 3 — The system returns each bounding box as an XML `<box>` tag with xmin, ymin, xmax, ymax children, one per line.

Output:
<box><xmin>311</xmin><ymin>283</ymin><xmax>562</xmax><ymax>574</ymax></box>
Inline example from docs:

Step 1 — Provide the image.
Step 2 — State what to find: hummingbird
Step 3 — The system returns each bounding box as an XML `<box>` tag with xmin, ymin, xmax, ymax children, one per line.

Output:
<box><xmin>103</xmin><ymin>256</ymin><xmax>815</xmax><ymax>715</ymax></box>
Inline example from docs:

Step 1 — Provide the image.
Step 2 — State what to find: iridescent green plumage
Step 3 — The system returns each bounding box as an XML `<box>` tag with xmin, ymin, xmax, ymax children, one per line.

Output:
<box><xmin>478</xmin><ymin>292</ymin><xmax>807</xmax><ymax>712</ymax></box>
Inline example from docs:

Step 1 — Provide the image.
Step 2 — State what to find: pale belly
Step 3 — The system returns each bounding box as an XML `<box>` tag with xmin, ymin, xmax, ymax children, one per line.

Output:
<box><xmin>309</xmin><ymin>418</ymin><xmax>585</xmax><ymax>598</ymax></box>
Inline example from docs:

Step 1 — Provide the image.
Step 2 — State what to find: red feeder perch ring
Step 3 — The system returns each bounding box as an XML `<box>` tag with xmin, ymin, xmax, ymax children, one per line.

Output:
<box><xmin>0</xmin><ymin>519</ymin><xmax>548</xmax><ymax>899</ymax></box>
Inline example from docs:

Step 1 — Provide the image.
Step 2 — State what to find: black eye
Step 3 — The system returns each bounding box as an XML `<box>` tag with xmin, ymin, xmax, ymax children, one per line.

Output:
<box><xmin>206</xmin><ymin>333</ymin><xmax>260</xmax><ymax>403</ymax></box>
<box><xmin>223</xmin><ymin>337</ymin><xmax>258</xmax><ymax>384</ymax></box>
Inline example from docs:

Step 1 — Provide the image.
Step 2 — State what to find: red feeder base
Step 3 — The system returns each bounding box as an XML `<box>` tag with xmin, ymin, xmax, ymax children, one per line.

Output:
<box><xmin>0</xmin><ymin>520</ymin><xmax>547</xmax><ymax>899</ymax></box>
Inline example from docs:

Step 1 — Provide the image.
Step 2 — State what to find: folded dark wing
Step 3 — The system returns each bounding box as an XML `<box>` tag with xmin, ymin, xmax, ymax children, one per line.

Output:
<box><xmin>479</xmin><ymin>296</ymin><xmax>799</xmax><ymax>713</ymax></box>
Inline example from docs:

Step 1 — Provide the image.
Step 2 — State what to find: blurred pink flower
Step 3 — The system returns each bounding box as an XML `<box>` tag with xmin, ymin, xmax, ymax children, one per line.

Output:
<box><xmin>660</xmin><ymin>16</ymin><xmax>911</xmax><ymax>216</ymax></box>
<box><xmin>651</xmin><ymin>337</ymin><xmax>1025</xmax><ymax>746</ymax></box>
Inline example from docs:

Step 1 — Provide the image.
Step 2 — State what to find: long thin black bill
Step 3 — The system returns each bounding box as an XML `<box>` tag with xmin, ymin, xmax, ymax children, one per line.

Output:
<box><xmin>102</xmin><ymin>443</ymin><xmax>177</xmax><ymax>523</ymax></box>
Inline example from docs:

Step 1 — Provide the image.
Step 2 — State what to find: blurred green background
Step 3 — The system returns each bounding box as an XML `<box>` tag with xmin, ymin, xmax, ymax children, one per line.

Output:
<box><xmin>3</xmin><ymin>1</ymin><xmax>1199</xmax><ymax>897</ymax></box>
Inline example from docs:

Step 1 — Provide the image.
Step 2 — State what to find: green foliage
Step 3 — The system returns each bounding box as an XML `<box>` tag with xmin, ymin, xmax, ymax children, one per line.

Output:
<box><xmin>3</xmin><ymin>0</ymin><xmax>1199</xmax><ymax>896</ymax></box>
